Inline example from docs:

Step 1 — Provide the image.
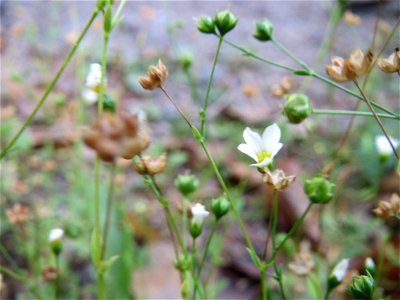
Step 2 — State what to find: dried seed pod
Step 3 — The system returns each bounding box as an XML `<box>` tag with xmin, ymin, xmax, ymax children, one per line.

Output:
<box><xmin>134</xmin><ymin>153</ymin><xmax>167</xmax><ymax>175</ymax></box>
<box><xmin>6</xmin><ymin>204</ymin><xmax>29</xmax><ymax>225</ymax></box>
<box><xmin>138</xmin><ymin>59</ymin><xmax>169</xmax><ymax>90</ymax></box>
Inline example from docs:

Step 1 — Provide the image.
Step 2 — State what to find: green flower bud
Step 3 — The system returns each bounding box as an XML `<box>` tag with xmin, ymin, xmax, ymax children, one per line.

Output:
<box><xmin>175</xmin><ymin>174</ymin><xmax>199</xmax><ymax>196</ymax></box>
<box><xmin>283</xmin><ymin>93</ymin><xmax>312</xmax><ymax>124</ymax></box>
<box><xmin>346</xmin><ymin>274</ymin><xmax>375</xmax><ymax>300</ymax></box>
<box><xmin>327</xmin><ymin>258</ymin><xmax>350</xmax><ymax>291</ymax></box>
<box><xmin>304</xmin><ymin>176</ymin><xmax>335</xmax><ymax>204</ymax></box>
<box><xmin>48</xmin><ymin>228</ymin><xmax>64</xmax><ymax>256</ymax></box>
<box><xmin>214</xmin><ymin>10</ymin><xmax>238</xmax><ymax>36</ymax></box>
<box><xmin>211</xmin><ymin>197</ymin><xmax>230</xmax><ymax>219</ymax></box>
<box><xmin>96</xmin><ymin>0</ymin><xmax>107</xmax><ymax>11</ymax></box>
<box><xmin>189</xmin><ymin>221</ymin><xmax>202</xmax><ymax>239</ymax></box>
<box><xmin>365</xmin><ymin>258</ymin><xmax>376</xmax><ymax>278</ymax></box>
<box><xmin>196</xmin><ymin>16</ymin><xmax>216</xmax><ymax>34</ymax></box>
<box><xmin>103</xmin><ymin>93</ymin><xmax>116</xmax><ymax>113</ymax></box>
<box><xmin>180</xmin><ymin>278</ymin><xmax>191</xmax><ymax>300</ymax></box>
<box><xmin>253</xmin><ymin>19</ymin><xmax>274</xmax><ymax>42</ymax></box>
<box><xmin>174</xmin><ymin>254</ymin><xmax>191</xmax><ymax>271</ymax></box>
<box><xmin>178</xmin><ymin>52</ymin><xmax>194</xmax><ymax>70</ymax></box>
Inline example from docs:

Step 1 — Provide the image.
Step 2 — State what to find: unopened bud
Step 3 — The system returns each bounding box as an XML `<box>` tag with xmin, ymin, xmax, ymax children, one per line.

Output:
<box><xmin>253</xmin><ymin>19</ymin><xmax>274</xmax><ymax>41</ymax></box>
<box><xmin>49</xmin><ymin>228</ymin><xmax>64</xmax><ymax>256</ymax></box>
<box><xmin>211</xmin><ymin>197</ymin><xmax>230</xmax><ymax>219</ymax></box>
<box><xmin>304</xmin><ymin>176</ymin><xmax>335</xmax><ymax>204</ymax></box>
<box><xmin>214</xmin><ymin>10</ymin><xmax>238</xmax><ymax>36</ymax></box>
<box><xmin>174</xmin><ymin>254</ymin><xmax>191</xmax><ymax>271</ymax></box>
<box><xmin>365</xmin><ymin>258</ymin><xmax>375</xmax><ymax>278</ymax></box>
<box><xmin>283</xmin><ymin>93</ymin><xmax>312</xmax><ymax>124</ymax></box>
<box><xmin>346</xmin><ymin>273</ymin><xmax>375</xmax><ymax>300</ymax></box>
<box><xmin>196</xmin><ymin>16</ymin><xmax>216</xmax><ymax>34</ymax></box>
<box><xmin>178</xmin><ymin>52</ymin><xmax>194</xmax><ymax>70</ymax></box>
<box><xmin>327</xmin><ymin>258</ymin><xmax>350</xmax><ymax>291</ymax></box>
<box><xmin>175</xmin><ymin>174</ymin><xmax>199</xmax><ymax>196</ymax></box>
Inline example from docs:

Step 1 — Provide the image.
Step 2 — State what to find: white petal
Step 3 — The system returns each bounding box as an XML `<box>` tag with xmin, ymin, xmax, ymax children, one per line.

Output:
<box><xmin>262</xmin><ymin>123</ymin><xmax>281</xmax><ymax>153</ymax></box>
<box><xmin>250</xmin><ymin>157</ymin><xmax>272</xmax><ymax>167</ymax></box>
<box><xmin>271</xmin><ymin>143</ymin><xmax>283</xmax><ymax>158</ymax></box>
<box><xmin>243</xmin><ymin>127</ymin><xmax>263</xmax><ymax>153</ymax></box>
<box><xmin>238</xmin><ymin>144</ymin><xmax>258</xmax><ymax>162</ymax></box>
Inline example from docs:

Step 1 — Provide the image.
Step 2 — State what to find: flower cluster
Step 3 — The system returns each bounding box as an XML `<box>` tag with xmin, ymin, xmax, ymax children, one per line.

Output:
<box><xmin>197</xmin><ymin>10</ymin><xmax>238</xmax><ymax>36</ymax></box>
<box><xmin>6</xmin><ymin>203</ymin><xmax>29</xmax><ymax>225</ymax></box>
<box><xmin>271</xmin><ymin>76</ymin><xmax>294</xmax><ymax>98</ymax></box>
<box><xmin>326</xmin><ymin>48</ymin><xmax>373</xmax><ymax>82</ymax></box>
<box><xmin>82</xmin><ymin>111</ymin><xmax>150</xmax><ymax>162</ymax></box>
<box><xmin>372</xmin><ymin>193</ymin><xmax>400</xmax><ymax>220</ymax></box>
<box><xmin>138</xmin><ymin>59</ymin><xmax>168</xmax><ymax>90</ymax></box>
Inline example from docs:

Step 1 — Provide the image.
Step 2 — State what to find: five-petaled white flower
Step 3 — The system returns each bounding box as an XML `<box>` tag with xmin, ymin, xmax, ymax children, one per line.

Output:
<box><xmin>375</xmin><ymin>135</ymin><xmax>399</xmax><ymax>157</ymax></box>
<box><xmin>48</xmin><ymin>228</ymin><xmax>64</xmax><ymax>243</ymax></box>
<box><xmin>238</xmin><ymin>123</ymin><xmax>283</xmax><ymax>167</ymax></box>
<box><xmin>191</xmin><ymin>203</ymin><xmax>209</xmax><ymax>224</ymax></box>
<box><xmin>331</xmin><ymin>258</ymin><xmax>350</xmax><ymax>282</ymax></box>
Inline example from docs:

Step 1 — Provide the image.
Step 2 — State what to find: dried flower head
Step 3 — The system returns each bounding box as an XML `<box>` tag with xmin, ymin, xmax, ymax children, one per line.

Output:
<box><xmin>377</xmin><ymin>48</ymin><xmax>400</xmax><ymax>74</ymax></box>
<box><xmin>263</xmin><ymin>169</ymin><xmax>295</xmax><ymax>191</ymax></box>
<box><xmin>271</xmin><ymin>76</ymin><xmax>294</xmax><ymax>98</ymax></box>
<box><xmin>83</xmin><ymin>112</ymin><xmax>150</xmax><ymax>162</ymax></box>
<box><xmin>373</xmin><ymin>193</ymin><xmax>400</xmax><ymax>220</ymax></box>
<box><xmin>6</xmin><ymin>204</ymin><xmax>29</xmax><ymax>225</ymax></box>
<box><xmin>138</xmin><ymin>59</ymin><xmax>168</xmax><ymax>90</ymax></box>
<box><xmin>326</xmin><ymin>49</ymin><xmax>373</xmax><ymax>82</ymax></box>
<box><xmin>344</xmin><ymin>10</ymin><xmax>361</xmax><ymax>26</ymax></box>
<box><xmin>288</xmin><ymin>241</ymin><xmax>315</xmax><ymax>276</ymax></box>
<box><xmin>41</xmin><ymin>266</ymin><xmax>58</xmax><ymax>282</ymax></box>
<box><xmin>134</xmin><ymin>153</ymin><xmax>167</xmax><ymax>175</ymax></box>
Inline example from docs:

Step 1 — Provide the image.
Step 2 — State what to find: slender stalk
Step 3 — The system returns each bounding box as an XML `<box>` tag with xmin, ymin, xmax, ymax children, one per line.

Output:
<box><xmin>55</xmin><ymin>254</ymin><xmax>61</xmax><ymax>299</ymax></box>
<box><xmin>183</xmin><ymin>68</ymin><xmax>201</xmax><ymax>104</ymax></box>
<box><xmin>268</xmin><ymin>203</ymin><xmax>313</xmax><ymax>264</ymax></box>
<box><xmin>200</xmin><ymin>36</ymin><xmax>223</xmax><ymax>137</ymax></box>
<box><xmin>192</xmin><ymin>238</ymin><xmax>199</xmax><ymax>300</ymax></box>
<box><xmin>197</xmin><ymin>219</ymin><xmax>218</xmax><ymax>277</ymax></box>
<box><xmin>98</xmin><ymin>273</ymin><xmax>105</xmax><ymax>300</ymax></box>
<box><xmin>353</xmin><ymin>80</ymin><xmax>399</xmax><ymax>160</ymax></box>
<box><xmin>311</xmin><ymin>108</ymin><xmax>398</xmax><ymax>120</ymax></box>
<box><xmin>260</xmin><ymin>269</ymin><xmax>268</xmax><ymax>300</ymax></box>
<box><xmin>221</xmin><ymin>39</ymin><xmax>398</xmax><ymax>117</ymax></box>
<box><xmin>101</xmin><ymin>162</ymin><xmax>116</xmax><ymax>259</ymax></box>
<box><xmin>272</xmin><ymin>37</ymin><xmax>308</xmax><ymax>69</ymax></box>
<box><xmin>0</xmin><ymin>9</ymin><xmax>100</xmax><ymax>160</ymax></box>
<box><xmin>262</xmin><ymin>192</ymin><xmax>275</xmax><ymax>261</ymax></box>
<box><xmin>270</xmin><ymin>191</ymin><xmax>286</xmax><ymax>300</ymax></box>
<box><xmin>182</xmin><ymin>197</ymin><xmax>188</xmax><ymax>251</ymax></box>
<box><xmin>159</xmin><ymin>87</ymin><xmax>256</xmax><ymax>254</ymax></box>
<box><xmin>323</xmin><ymin>288</ymin><xmax>332</xmax><ymax>300</ymax></box>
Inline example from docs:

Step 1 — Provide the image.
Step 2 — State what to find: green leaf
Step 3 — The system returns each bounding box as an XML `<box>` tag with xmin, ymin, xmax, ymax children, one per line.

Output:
<box><xmin>101</xmin><ymin>255</ymin><xmax>120</xmax><ymax>273</ymax></box>
<box><xmin>293</xmin><ymin>69</ymin><xmax>313</xmax><ymax>76</ymax></box>
<box><xmin>246</xmin><ymin>247</ymin><xmax>262</xmax><ymax>268</ymax></box>
<box><xmin>307</xmin><ymin>272</ymin><xmax>323</xmax><ymax>300</ymax></box>
<box><xmin>91</xmin><ymin>229</ymin><xmax>103</xmax><ymax>269</ymax></box>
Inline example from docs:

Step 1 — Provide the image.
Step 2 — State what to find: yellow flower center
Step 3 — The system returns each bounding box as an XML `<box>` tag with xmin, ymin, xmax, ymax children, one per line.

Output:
<box><xmin>257</xmin><ymin>150</ymin><xmax>271</xmax><ymax>163</ymax></box>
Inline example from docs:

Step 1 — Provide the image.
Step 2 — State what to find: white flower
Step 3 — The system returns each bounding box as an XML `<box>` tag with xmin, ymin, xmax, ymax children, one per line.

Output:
<box><xmin>237</xmin><ymin>123</ymin><xmax>283</xmax><ymax>167</ymax></box>
<box><xmin>331</xmin><ymin>258</ymin><xmax>350</xmax><ymax>282</ymax></box>
<box><xmin>82</xmin><ymin>88</ymin><xmax>98</xmax><ymax>104</ymax></box>
<box><xmin>375</xmin><ymin>135</ymin><xmax>399</xmax><ymax>157</ymax></box>
<box><xmin>85</xmin><ymin>63</ymin><xmax>103</xmax><ymax>92</ymax></box>
<box><xmin>48</xmin><ymin>228</ymin><xmax>64</xmax><ymax>243</ymax></box>
<box><xmin>191</xmin><ymin>203</ymin><xmax>209</xmax><ymax>224</ymax></box>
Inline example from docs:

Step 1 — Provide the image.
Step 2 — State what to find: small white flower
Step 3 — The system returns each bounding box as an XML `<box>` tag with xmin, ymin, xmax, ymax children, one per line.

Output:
<box><xmin>85</xmin><ymin>63</ymin><xmax>103</xmax><ymax>92</ymax></box>
<box><xmin>48</xmin><ymin>228</ymin><xmax>64</xmax><ymax>243</ymax></box>
<box><xmin>331</xmin><ymin>258</ymin><xmax>350</xmax><ymax>282</ymax></box>
<box><xmin>365</xmin><ymin>257</ymin><xmax>375</xmax><ymax>270</ymax></box>
<box><xmin>238</xmin><ymin>123</ymin><xmax>283</xmax><ymax>167</ymax></box>
<box><xmin>375</xmin><ymin>135</ymin><xmax>399</xmax><ymax>157</ymax></box>
<box><xmin>82</xmin><ymin>88</ymin><xmax>98</xmax><ymax>104</ymax></box>
<box><xmin>191</xmin><ymin>203</ymin><xmax>209</xmax><ymax>224</ymax></box>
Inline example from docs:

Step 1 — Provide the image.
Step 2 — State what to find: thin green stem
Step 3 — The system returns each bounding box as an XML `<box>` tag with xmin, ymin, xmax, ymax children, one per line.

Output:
<box><xmin>353</xmin><ymin>80</ymin><xmax>399</xmax><ymax>160</ymax></box>
<box><xmin>260</xmin><ymin>269</ymin><xmax>268</xmax><ymax>300</ymax></box>
<box><xmin>183</xmin><ymin>68</ymin><xmax>201</xmax><ymax>104</ymax></box>
<box><xmin>270</xmin><ymin>190</ymin><xmax>286</xmax><ymax>300</ymax></box>
<box><xmin>311</xmin><ymin>108</ymin><xmax>399</xmax><ymax>120</ymax></box>
<box><xmin>323</xmin><ymin>288</ymin><xmax>332</xmax><ymax>300</ymax></box>
<box><xmin>111</xmin><ymin>0</ymin><xmax>127</xmax><ymax>28</ymax></box>
<box><xmin>198</xmin><ymin>219</ymin><xmax>218</xmax><ymax>277</ymax></box>
<box><xmin>0</xmin><ymin>265</ymin><xmax>26</xmax><ymax>282</ymax></box>
<box><xmin>101</xmin><ymin>162</ymin><xmax>116</xmax><ymax>259</ymax></box>
<box><xmin>271</xmin><ymin>37</ymin><xmax>308</xmax><ymax>69</ymax></box>
<box><xmin>182</xmin><ymin>197</ymin><xmax>188</xmax><ymax>251</ymax></box>
<box><xmin>200</xmin><ymin>36</ymin><xmax>223</xmax><ymax>137</ymax></box>
<box><xmin>98</xmin><ymin>273</ymin><xmax>105</xmax><ymax>300</ymax></box>
<box><xmin>0</xmin><ymin>9</ymin><xmax>100</xmax><ymax>160</ymax></box>
<box><xmin>268</xmin><ymin>203</ymin><xmax>313</xmax><ymax>264</ymax></box>
<box><xmin>192</xmin><ymin>238</ymin><xmax>199</xmax><ymax>300</ymax></box>
<box><xmin>159</xmin><ymin>87</ymin><xmax>256</xmax><ymax>254</ymax></box>
<box><xmin>55</xmin><ymin>254</ymin><xmax>60</xmax><ymax>299</ymax></box>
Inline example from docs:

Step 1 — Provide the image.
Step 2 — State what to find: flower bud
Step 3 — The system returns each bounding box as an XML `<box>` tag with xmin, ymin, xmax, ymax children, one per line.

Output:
<box><xmin>253</xmin><ymin>19</ymin><xmax>274</xmax><ymax>42</ymax></box>
<box><xmin>190</xmin><ymin>221</ymin><xmax>202</xmax><ymax>239</ymax></box>
<box><xmin>211</xmin><ymin>197</ymin><xmax>230</xmax><ymax>220</ymax></box>
<box><xmin>190</xmin><ymin>203</ymin><xmax>209</xmax><ymax>238</ymax></box>
<box><xmin>174</xmin><ymin>254</ymin><xmax>191</xmax><ymax>271</ymax></box>
<box><xmin>180</xmin><ymin>278</ymin><xmax>191</xmax><ymax>300</ymax></box>
<box><xmin>178</xmin><ymin>52</ymin><xmax>194</xmax><ymax>71</ymax></box>
<box><xmin>283</xmin><ymin>93</ymin><xmax>312</xmax><ymax>124</ymax></box>
<box><xmin>304</xmin><ymin>176</ymin><xmax>335</xmax><ymax>204</ymax></box>
<box><xmin>365</xmin><ymin>257</ymin><xmax>375</xmax><ymax>278</ymax></box>
<box><xmin>327</xmin><ymin>258</ymin><xmax>350</xmax><ymax>291</ymax></box>
<box><xmin>214</xmin><ymin>10</ymin><xmax>238</xmax><ymax>36</ymax></box>
<box><xmin>175</xmin><ymin>174</ymin><xmax>199</xmax><ymax>196</ymax></box>
<box><xmin>346</xmin><ymin>273</ymin><xmax>375</xmax><ymax>300</ymax></box>
<box><xmin>49</xmin><ymin>228</ymin><xmax>64</xmax><ymax>256</ymax></box>
<box><xmin>196</xmin><ymin>16</ymin><xmax>216</xmax><ymax>34</ymax></box>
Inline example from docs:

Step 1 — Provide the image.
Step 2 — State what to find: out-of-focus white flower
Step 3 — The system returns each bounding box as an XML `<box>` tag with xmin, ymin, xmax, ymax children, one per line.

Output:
<box><xmin>237</xmin><ymin>123</ymin><xmax>283</xmax><ymax>167</ymax></box>
<box><xmin>331</xmin><ymin>258</ymin><xmax>350</xmax><ymax>282</ymax></box>
<box><xmin>85</xmin><ymin>63</ymin><xmax>103</xmax><ymax>93</ymax></box>
<box><xmin>375</xmin><ymin>135</ymin><xmax>399</xmax><ymax>157</ymax></box>
<box><xmin>48</xmin><ymin>228</ymin><xmax>64</xmax><ymax>243</ymax></box>
<box><xmin>191</xmin><ymin>203</ymin><xmax>209</xmax><ymax>224</ymax></box>
<box><xmin>82</xmin><ymin>88</ymin><xmax>98</xmax><ymax>104</ymax></box>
